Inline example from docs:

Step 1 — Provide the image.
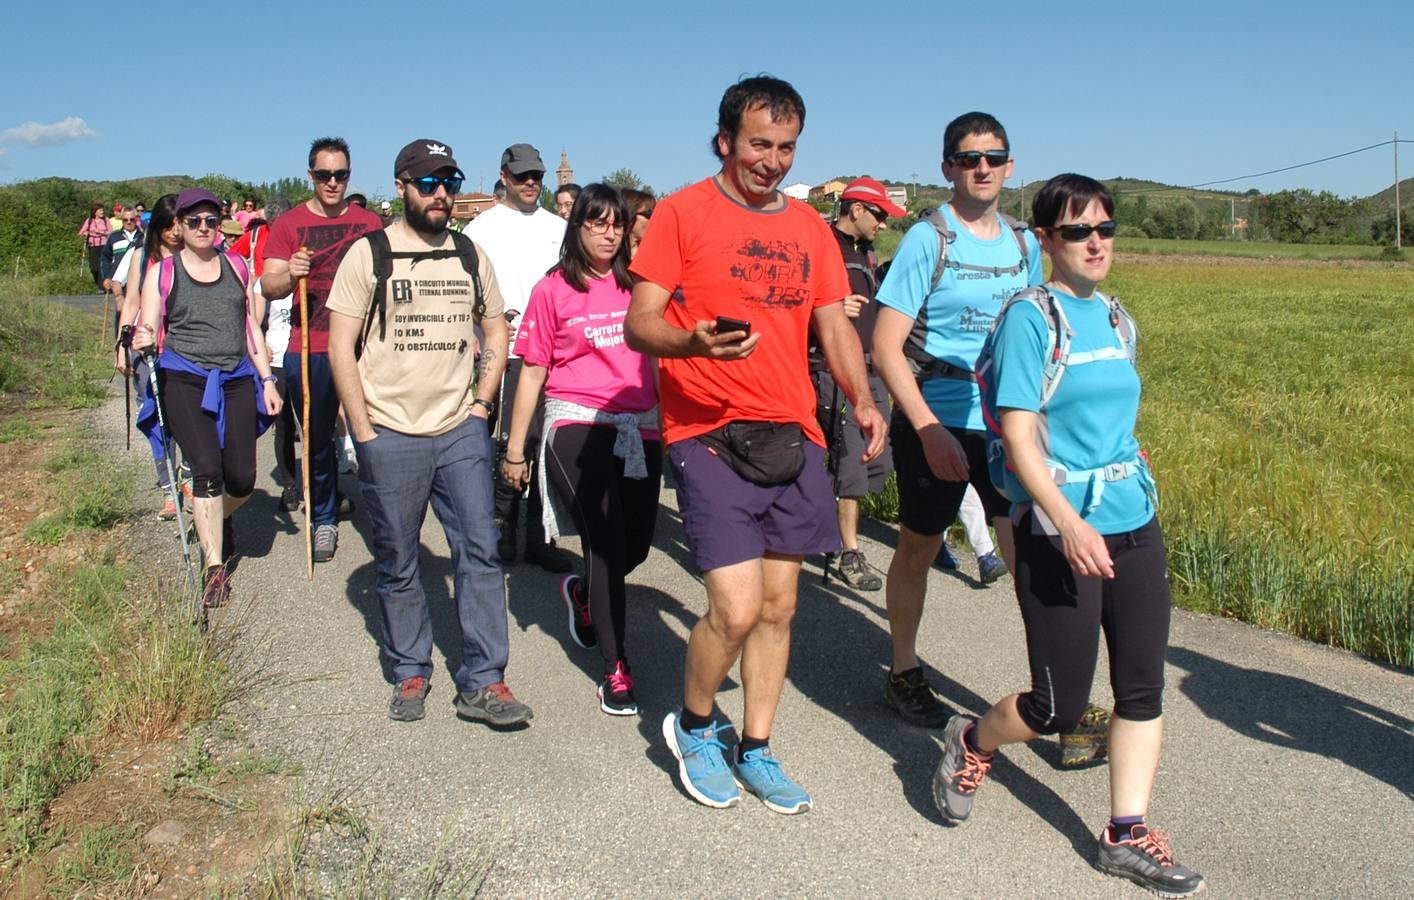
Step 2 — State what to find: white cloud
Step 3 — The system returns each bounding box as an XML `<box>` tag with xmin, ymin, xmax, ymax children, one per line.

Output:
<box><xmin>0</xmin><ymin>116</ymin><xmax>100</xmax><ymax>147</ymax></box>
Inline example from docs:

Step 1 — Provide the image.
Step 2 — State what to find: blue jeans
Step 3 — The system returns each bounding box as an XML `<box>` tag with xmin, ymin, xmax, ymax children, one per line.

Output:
<box><xmin>355</xmin><ymin>415</ymin><xmax>508</xmax><ymax>691</ymax></box>
<box><xmin>283</xmin><ymin>350</ymin><xmax>339</xmax><ymax>526</ymax></box>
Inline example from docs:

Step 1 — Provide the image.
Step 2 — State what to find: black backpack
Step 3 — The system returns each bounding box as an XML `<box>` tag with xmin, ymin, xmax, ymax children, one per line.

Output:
<box><xmin>360</xmin><ymin>229</ymin><xmax>486</xmax><ymax>350</ymax></box>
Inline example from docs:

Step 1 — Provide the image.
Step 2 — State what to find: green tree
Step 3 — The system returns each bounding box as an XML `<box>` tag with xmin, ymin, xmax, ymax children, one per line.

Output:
<box><xmin>1143</xmin><ymin>199</ymin><xmax>1200</xmax><ymax>239</ymax></box>
<box><xmin>1254</xmin><ymin>189</ymin><xmax>1351</xmax><ymax>243</ymax></box>
<box><xmin>601</xmin><ymin>168</ymin><xmax>654</xmax><ymax>196</ymax></box>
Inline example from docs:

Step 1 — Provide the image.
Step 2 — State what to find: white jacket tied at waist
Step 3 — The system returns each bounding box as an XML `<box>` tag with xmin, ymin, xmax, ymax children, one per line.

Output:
<box><xmin>536</xmin><ymin>397</ymin><xmax>658</xmax><ymax>543</ymax></box>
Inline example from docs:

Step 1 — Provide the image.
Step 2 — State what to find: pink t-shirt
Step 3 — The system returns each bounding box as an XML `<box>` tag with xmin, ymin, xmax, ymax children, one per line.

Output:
<box><xmin>513</xmin><ymin>269</ymin><xmax>657</xmax><ymax>434</ymax></box>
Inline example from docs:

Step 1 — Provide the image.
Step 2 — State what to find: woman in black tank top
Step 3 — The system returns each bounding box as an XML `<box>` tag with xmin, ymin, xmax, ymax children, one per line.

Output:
<box><xmin>131</xmin><ymin>188</ymin><xmax>283</xmax><ymax>609</ymax></box>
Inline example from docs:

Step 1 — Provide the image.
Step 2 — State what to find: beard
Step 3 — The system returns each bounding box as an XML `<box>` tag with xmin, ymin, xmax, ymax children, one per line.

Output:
<box><xmin>403</xmin><ymin>198</ymin><xmax>450</xmax><ymax>237</ymax></box>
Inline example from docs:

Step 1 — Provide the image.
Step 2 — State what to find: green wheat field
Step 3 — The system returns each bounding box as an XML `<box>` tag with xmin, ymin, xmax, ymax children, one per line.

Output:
<box><xmin>1110</xmin><ymin>258</ymin><xmax>1412</xmax><ymax>667</ymax></box>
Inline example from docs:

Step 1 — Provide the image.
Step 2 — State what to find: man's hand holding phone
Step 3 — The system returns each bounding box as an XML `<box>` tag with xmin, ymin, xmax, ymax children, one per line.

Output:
<box><xmin>691</xmin><ymin>315</ymin><xmax>759</xmax><ymax>360</ymax></box>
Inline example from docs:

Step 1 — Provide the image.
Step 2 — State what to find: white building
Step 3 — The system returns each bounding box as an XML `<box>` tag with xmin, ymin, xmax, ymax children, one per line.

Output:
<box><xmin>782</xmin><ymin>183</ymin><xmax>812</xmax><ymax>201</ymax></box>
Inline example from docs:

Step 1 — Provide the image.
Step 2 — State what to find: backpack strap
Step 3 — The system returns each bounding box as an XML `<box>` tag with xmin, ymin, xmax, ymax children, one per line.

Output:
<box><xmin>360</xmin><ymin>230</ymin><xmax>488</xmax><ymax>351</ymax></box>
<box><xmin>364</xmin><ymin>230</ymin><xmax>394</xmax><ymax>347</ymax></box>
<box><xmin>449</xmin><ymin>231</ymin><xmax>486</xmax><ymax>321</ymax></box>
<box><xmin>921</xmin><ymin>207</ymin><xmax>1032</xmax><ymax>292</ymax></box>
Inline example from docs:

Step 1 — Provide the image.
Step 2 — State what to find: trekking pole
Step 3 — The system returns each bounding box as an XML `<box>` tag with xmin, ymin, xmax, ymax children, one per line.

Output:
<box><xmin>142</xmin><ymin>348</ymin><xmax>200</xmax><ymax>605</ymax></box>
<box><xmin>299</xmin><ymin>269</ymin><xmax>313</xmax><ymax>580</ymax></box>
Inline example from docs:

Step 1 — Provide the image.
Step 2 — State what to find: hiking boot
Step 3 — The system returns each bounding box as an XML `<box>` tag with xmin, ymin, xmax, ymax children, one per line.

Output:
<box><xmin>455</xmin><ymin>681</ymin><xmax>533</xmax><ymax>727</ymax></box>
<box><xmin>885</xmin><ymin>667</ymin><xmax>951</xmax><ymax>727</ymax></box>
<box><xmin>221</xmin><ymin>517</ymin><xmax>236</xmax><ymax>563</ymax></box>
<box><xmin>833</xmin><ymin>549</ymin><xmax>883</xmax><ymax>591</ymax></box>
<box><xmin>1096</xmin><ymin>824</ymin><xmax>1206</xmax><ymax>897</ymax></box>
<box><xmin>662</xmin><ymin>712</ymin><xmax>739</xmax><ymax>808</ymax></box>
<box><xmin>597</xmin><ymin>661</ymin><xmax>637</xmax><ymax>716</ymax></box>
<box><xmin>932</xmin><ymin>715</ymin><xmax>992</xmax><ymax>824</ymax></box>
<box><xmin>977</xmin><ymin>551</ymin><xmax>1007</xmax><ymax>584</ymax></box>
<box><xmin>733</xmin><ymin>747</ymin><xmax>812</xmax><ymax>815</ymax></box>
<box><xmin>201</xmin><ymin>565</ymin><xmax>231</xmax><ymax>609</ymax></box>
<box><xmin>935</xmin><ymin>541</ymin><xmax>959</xmax><ymax>570</ymax></box>
<box><xmin>158</xmin><ymin>496</ymin><xmax>178</xmax><ymax>521</ymax></box>
<box><xmin>280</xmin><ymin>484</ymin><xmax>302</xmax><ymax>512</ymax></box>
<box><xmin>525</xmin><ymin>540</ymin><xmax>573</xmax><ymax>574</ymax></box>
<box><xmin>312</xmin><ymin>524</ymin><xmax>338</xmax><ymax>563</ymax></box>
<box><xmin>560</xmin><ymin>574</ymin><xmax>597</xmax><ymax>649</ymax></box>
<box><xmin>389</xmin><ymin>676</ymin><xmax>430</xmax><ymax>722</ymax></box>
<box><xmin>1060</xmin><ymin>704</ymin><xmax>1112</xmax><ymax>767</ymax></box>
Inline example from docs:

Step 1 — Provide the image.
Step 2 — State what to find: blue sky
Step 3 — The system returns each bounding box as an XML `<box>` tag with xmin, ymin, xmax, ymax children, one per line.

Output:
<box><xmin>3</xmin><ymin>0</ymin><xmax>1410</xmax><ymax>201</ymax></box>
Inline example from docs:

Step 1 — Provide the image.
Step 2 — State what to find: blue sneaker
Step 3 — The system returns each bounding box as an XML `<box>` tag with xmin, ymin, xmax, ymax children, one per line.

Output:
<box><xmin>733</xmin><ymin>746</ymin><xmax>812</xmax><ymax>815</ymax></box>
<box><xmin>936</xmin><ymin>541</ymin><xmax>959</xmax><ymax>570</ymax></box>
<box><xmin>662</xmin><ymin>713</ymin><xmax>740</xmax><ymax>808</ymax></box>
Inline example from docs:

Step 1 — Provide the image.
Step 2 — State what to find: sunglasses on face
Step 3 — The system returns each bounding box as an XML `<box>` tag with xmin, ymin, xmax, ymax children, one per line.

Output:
<box><xmin>403</xmin><ymin>175</ymin><xmax>464</xmax><ymax>196</ymax></box>
<box><xmin>310</xmin><ymin>168</ymin><xmax>351</xmax><ymax>183</ymax></box>
<box><xmin>863</xmin><ymin>205</ymin><xmax>888</xmax><ymax>222</ymax></box>
<box><xmin>948</xmin><ymin>150</ymin><xmax>1010</xmax><ymax>169</ymax></box>
<box><xmin>1052</xmin><ymin>220</ymin><xmax>1118</xmax><ymax>242</ymax></box>
<box><xmin>183</xmin><ymin>214</ymin><xmax>220</xmax><ymax>229</ymax></box>
<box><xmin>508</xmin><ymin>170</ymin><xmax>544</xmax><ymax>183</ymax></box>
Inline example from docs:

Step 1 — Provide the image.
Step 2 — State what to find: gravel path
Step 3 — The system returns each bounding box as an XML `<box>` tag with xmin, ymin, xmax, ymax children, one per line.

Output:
<box><xmin>103</xmin><ymin>392</ymin><xmax>1412</xmax><ymax>898</ymax></box>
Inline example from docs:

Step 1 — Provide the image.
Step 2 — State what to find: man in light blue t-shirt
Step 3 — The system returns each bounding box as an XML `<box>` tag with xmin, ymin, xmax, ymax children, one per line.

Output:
<box><xmin>871</xmin><ymin>112</ymin><xmax>1041</xmax><ymax>727</ymax></box>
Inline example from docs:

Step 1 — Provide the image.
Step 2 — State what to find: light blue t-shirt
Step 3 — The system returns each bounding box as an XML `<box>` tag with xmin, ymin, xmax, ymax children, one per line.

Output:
<box><xmin>991</xmin><ymin>288</ymin><xmax>1153</xmax><ymax>535</ymax></box>
<box><xmin>876</xmin><ymin>207</ymin><xmax>1042</xmax><ymax>430</ymax></box>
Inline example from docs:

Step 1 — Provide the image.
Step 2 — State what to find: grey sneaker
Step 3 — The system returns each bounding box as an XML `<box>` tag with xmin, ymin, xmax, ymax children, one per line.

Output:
<box><xmin>1096</xmin><ymin>825</ymin><xmax>1205</xmax><ymax>897</ymax></box>
<box><xmin>455</xmin><ymin>681</ymin><xmax>533</xmax><ymax>727</ymax></box>
<box><xmin>834</xmin><ymin>549</ymin><xmax>883</xmax><ymax>591</ymax></box>
<box><xmin>389</xmin><ymin>676</ymin><xmax>430</xmax><ymax>722</ymax></box>
<box><xmin>313</xmin><ymin>524</ymin><xmax>338</xmax><ymax>562</ymax></box>
<box><xmin>885</xmin><ymin>667</ymin><xmax>951</xmax><ymax>727</ymax></box>
<box><xmin>977</xmin><ymin>552</ymin><xmax>1008</xmax><ymax>584</ymax></box>
<box><xmin>931</xmin><ymin>715</ymin><xmax>992</xmax><ymax>824</ymax></box>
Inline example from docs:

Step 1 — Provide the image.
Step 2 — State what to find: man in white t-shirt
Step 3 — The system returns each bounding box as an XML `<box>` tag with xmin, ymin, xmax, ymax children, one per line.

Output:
<box><xmin>465</xmin><ymin>143</ymin><xmax>571</xmax><ymax>572</ymax></box>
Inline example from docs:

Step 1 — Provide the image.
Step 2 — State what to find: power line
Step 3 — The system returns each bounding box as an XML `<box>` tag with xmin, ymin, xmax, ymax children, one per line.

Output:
<box><xmin>1113</xmin><ymin>139</ymin><xmax>1414</xmax><ymax>196</ymax></box>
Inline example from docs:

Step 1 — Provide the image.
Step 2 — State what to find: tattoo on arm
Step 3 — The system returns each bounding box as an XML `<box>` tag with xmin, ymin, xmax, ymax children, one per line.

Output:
<box><xmin>478</xmin><ymin>348</ymin><xmax>498</xmax><ymax>384</ymax></box>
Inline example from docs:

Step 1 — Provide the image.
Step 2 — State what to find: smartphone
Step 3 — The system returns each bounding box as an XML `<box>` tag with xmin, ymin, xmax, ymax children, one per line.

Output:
<box><xmin>715</xmin><ymin>316</ymin><xmax>752</xmax><ymax>339</ymax></box>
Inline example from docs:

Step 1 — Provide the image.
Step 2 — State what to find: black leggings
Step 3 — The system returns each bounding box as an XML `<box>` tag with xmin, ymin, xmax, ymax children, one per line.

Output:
<box><xmin>88</xmin><ymin>244</ymin><xmax>105</xmax><ymax>291</ymax></box>
<box><xmin>1013</xmin><ymin>511</ymin><xmax>1170</xmax><ymax>734</ymax></box>
<box><xmin>270</xmin><ymin>366</ymin><xmax>297</xmax><ymax>487</ymax></box>
<box><xmin>543</xmin><ymin>424</ymin><xmax>661</xmax><ymax>675</ymax></box>
<box><xmin>158</xmin><ymin>369</ymin><xmax>258</xmax><ymax>499</ymax></box>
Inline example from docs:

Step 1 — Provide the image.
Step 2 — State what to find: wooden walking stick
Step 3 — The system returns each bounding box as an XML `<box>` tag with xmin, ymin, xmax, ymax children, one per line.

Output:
<box><xmin>299</xmin><ymin>267</ymin><xmax>313</xmax><ymax>579</ymax></box>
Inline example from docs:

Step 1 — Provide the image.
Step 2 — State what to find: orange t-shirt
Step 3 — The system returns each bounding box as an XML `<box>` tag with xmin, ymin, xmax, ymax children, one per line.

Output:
<box><xmin>630</xmin><ymin>178</ymin><xmax>848</xmax><ymax>447</ymax></box>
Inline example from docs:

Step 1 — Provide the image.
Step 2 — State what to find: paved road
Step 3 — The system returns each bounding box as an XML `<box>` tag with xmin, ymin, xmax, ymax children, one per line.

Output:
<box><xmin>103</xmin><ymin>393</ymin><xmax>1413</xmax><ymax>898</ymax></box>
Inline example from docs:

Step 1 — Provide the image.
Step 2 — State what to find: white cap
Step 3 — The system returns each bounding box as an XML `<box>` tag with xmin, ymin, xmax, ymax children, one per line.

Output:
<box><xmin>380</xmin><ymin>200</ymin><xmax>391</xmax><ymax>211</ymax></box>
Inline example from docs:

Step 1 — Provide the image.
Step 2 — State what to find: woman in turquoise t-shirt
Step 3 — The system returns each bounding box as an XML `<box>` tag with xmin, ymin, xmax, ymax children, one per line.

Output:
<box><xmin>930</xmin><ymin>174</ymin><xmax>1204</xmax><ymax>897</ymax></box>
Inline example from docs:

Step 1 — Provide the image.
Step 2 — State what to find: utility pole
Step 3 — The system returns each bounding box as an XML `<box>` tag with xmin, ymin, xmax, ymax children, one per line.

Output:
<box><xmin>1395</xmin><ymin>130</ymin><xmax>1402</xmax><ymax>250</ymax></box>
<box><xmin>911</xmin><ymin>172</ymin><xmax>919</xmax><ymax>203</ymax></box>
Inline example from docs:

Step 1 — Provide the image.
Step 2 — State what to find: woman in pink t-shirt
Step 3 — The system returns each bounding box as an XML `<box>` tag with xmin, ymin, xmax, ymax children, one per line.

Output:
<box><xmin>502</xmin><ymin>184</ymin><xmax>660</xmax><ymax>716</ymax></box>
<box><xmin>79</xmin><ymin>204</ymin><xmax>111</xmax><ymax>291</ymax></box>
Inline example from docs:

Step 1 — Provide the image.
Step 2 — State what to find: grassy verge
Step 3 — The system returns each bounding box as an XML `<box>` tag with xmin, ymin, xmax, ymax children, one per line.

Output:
<box><xmin>0</xmin><ymin>273</ymin><xmax>111</xmax><ymax>410</ymax></box>
<box><xmin>1116</xmin><ymin>237</ymin><xmax>1403</xmax><ymax>261</ymax></box>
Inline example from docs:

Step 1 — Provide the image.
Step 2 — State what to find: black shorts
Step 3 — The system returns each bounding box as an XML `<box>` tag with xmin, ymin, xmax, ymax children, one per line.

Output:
<box><xmin>889</xmin><ymin>412</ymin><xmax>1009</xmax><ymax>536</ymax></box>
<box><xmin>813</xmin><ymin>371</ymin><xmax>893</xmax><ymax>498</ymax></box>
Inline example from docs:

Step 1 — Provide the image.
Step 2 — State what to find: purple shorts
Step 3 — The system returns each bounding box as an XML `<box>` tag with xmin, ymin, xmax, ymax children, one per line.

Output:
<box><xmin>668</xmin><ymin>437</ymin><xmax>841</xmax><ymax>573</ymax></box>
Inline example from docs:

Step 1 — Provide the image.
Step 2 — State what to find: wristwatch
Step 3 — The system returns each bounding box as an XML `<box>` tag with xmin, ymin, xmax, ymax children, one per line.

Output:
<box><xmin>471</xmin><ymin>398</ymin><xmax>495</xmax><ymax>415</ymax></box>
<box><xmin>262</xmin><ymin>373</ymin><xmax>278</xmax><ymax>384</ymax></box>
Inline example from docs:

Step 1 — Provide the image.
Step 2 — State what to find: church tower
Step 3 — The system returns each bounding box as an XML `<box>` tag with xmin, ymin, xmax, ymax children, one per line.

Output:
<box><xmin>556</xmin><ymin>151</ymin><xmax>574</xmax><ymax>187</ymax></box>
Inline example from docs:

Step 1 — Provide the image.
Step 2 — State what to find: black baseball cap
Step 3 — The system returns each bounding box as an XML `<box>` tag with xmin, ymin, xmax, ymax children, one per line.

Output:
<box><xmin>394</xmin><ymin>138</ymin><xmax>463</xmax><ymax>180</ymax></box>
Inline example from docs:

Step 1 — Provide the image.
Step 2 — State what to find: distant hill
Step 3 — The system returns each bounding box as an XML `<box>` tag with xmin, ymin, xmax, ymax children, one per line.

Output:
<box><xmin>1363</xmin><ymin>177</ymin><xmax>1414</xmax><ymax>211</ymax></box>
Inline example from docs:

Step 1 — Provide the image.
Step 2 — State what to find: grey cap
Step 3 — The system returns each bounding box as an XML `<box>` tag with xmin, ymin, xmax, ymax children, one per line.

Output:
<box><xmin>500</xmin><ymin>143</ymin><xmax>545</xmax><ymax>175</ymax></box>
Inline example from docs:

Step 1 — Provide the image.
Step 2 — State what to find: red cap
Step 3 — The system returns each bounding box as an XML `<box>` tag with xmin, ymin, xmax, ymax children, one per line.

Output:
<box><xmin>840</xmin><ymin>177</ymin><xmax>906</xmax><ymax>217</ymax></box>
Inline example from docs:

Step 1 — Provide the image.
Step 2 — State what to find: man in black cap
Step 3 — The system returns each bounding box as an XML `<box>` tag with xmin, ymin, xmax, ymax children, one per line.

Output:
<box><xmin>326</xmin><ymin>138</ymin><xmax>532</xmax><ymax>727</ymax></box>
<box><xmin>464</xmin><ymin>142</ymin><xmax>571</xmax><ymax>572</ymax></box>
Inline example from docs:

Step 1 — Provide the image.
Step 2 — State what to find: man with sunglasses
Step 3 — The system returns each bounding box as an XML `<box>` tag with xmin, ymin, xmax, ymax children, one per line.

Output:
<box><xmin>100</xmin><ymin>208</ymin><xmax>144</xmax><ymax>302</ymax></box>
<box><xmin>464</xmin><ymin>143</ymin><xmax>572</xmax><ymax>572</ymax></box>
<box><xmin>872</xmin><ymin>112</ymin><xmax>1042</xmax><ymax>727</ymax></box>
<box><xmin>327</xmin><ymin>138</ymin><xmax>532</xmax><ymax>727</ymax></box>
<box><xmin>813</xmin><ymin>177</ymin><xmax>904</xmax><ymax>591</ymax></box>
<box><xmin>261</xmin><ymin>137</ymin><xmax>383</xmax><ymax>564</ymax></box>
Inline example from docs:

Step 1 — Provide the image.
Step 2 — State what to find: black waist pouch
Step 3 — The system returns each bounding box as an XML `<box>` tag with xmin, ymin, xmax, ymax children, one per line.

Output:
<box><xmin>697</xmin><ymin>420</ymin><xmax>806</xmax><ymax>486</ymax></box>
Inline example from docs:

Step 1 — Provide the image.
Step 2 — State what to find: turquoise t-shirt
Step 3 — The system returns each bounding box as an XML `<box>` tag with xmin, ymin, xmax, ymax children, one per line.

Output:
<box><xmin>991</xmin><ymin>288</ymin><xmax>1153</xmax><ymax>534</ymax></box>
<box><xmin>876</xmin><ymin>207</ymin><xmax>1042</xmax><ymax>430</ymax></box>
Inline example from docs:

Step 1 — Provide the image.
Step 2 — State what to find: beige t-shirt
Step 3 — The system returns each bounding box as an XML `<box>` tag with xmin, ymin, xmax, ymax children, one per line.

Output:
<box><xmin>327</xmin><ymin>227</ymin><xmax>504</xmax><ymax>436</ymax></box>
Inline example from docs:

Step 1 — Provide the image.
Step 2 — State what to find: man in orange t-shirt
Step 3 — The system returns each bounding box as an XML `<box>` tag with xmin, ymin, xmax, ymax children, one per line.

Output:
<box><xmin>628</xmin><ymin>75</ymin><xmax>885</xmax><ymax>815</ymax></box>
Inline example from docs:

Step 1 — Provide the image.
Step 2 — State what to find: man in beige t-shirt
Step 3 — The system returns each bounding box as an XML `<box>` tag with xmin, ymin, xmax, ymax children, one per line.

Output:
<box><xmin>327</xmin><ymin>138</ymin><xmax>533</xmax><ymax>729</ymax></box>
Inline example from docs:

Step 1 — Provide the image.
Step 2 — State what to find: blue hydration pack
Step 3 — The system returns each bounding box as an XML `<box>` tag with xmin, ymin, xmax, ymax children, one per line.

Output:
<box><xmin>975</xmin><ymin>286</ymin><xmax>1155</xmax><ymax>516</ymax></box>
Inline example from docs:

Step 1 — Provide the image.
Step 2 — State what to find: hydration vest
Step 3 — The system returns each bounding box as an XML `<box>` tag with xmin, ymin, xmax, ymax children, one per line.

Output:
<box><xmin>975</xmin><ymin>285</ymin><xmax>1155</xmax><ymax>516</ymax></box>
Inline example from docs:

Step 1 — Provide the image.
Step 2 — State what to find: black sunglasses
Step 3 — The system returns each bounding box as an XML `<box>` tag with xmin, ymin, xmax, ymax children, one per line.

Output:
<box><xmin>403</xmin><ymin>175</ymin><xmax>464</xmax><ymax>196</ymax></box>
<box><xmin>947</xmin><ymin>150</ymin><xmax>1010</xmax><ymax>169</ymax></box>
<box><xmin>1052</xmin><ymin>220</ymin><xmax>1118</xmax><ymax>242</ymax></box>
<box><xmin>863</xmin><ymin>205</ymin><xmax>888</xmax><ymax>222</ymax></box>
<box><xmin>183</xmin><ymin>214</ymin><xmax>220</xmax><ymax>229</ymax></box>
<box><xmin>311</xmin><ymin>168</ymin><xmax>351</xmax><ymax>183</ymax></box>
<box><xmin>507</xmin><ymin>170</ymin><xmax>544</xmax><ymax>183</ymax></box>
